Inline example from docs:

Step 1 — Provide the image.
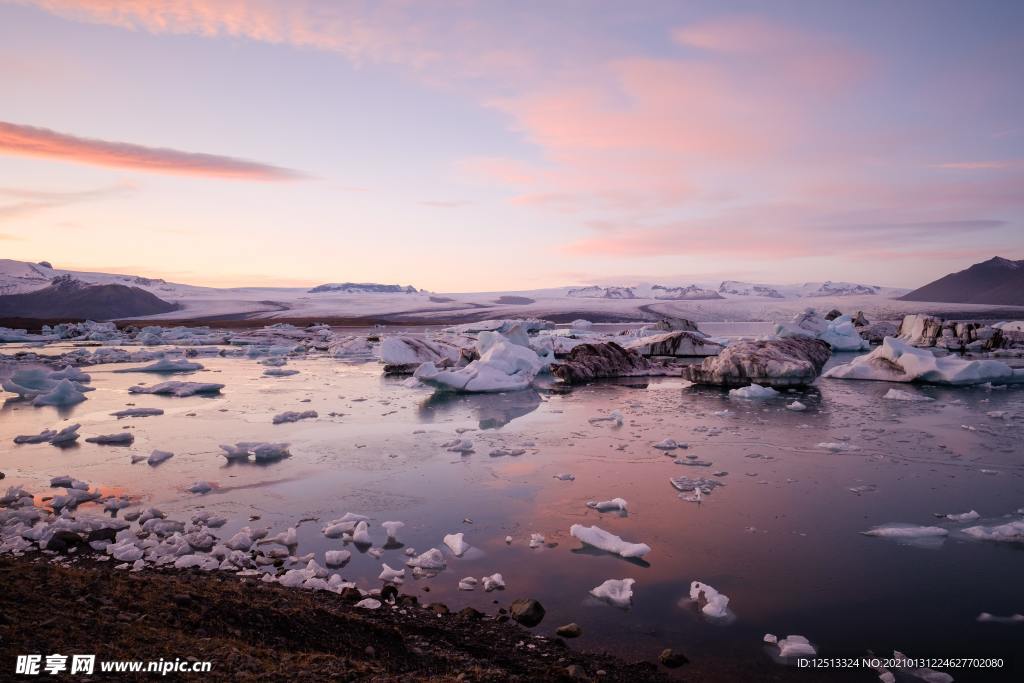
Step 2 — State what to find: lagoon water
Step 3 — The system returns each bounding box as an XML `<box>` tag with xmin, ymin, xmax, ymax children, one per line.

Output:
<box><xmin>2</xmin><ymin>341</ymin><xmax>1023</xmax><ymax>679</ymax></box>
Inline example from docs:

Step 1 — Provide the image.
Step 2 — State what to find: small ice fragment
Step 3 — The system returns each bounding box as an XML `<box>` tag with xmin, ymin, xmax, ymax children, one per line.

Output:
<box><xmin>325</xmin><ymin>550</ymin><xmax>351</xmax><ymax>567</ymax></box>
<box><xmin>406</xmin><ymin>548</ymin><xmax>446</xmax><ymax>570</ymax></box>
<box><xmin>589</xmin><ymin>578</ymin><xmax>634</xmax><ymax>608</ymax></box>
<box><xmin>653</xmin><ymin>439</ymin><xmax>678</xmax><ymax>450</ymax></box>
<box><xmin>482</xmin><ymin>573</ymin><xmax>505</xmax><ymax>591</ymax></box>
<box><xmin>458</xmin><ymin>577</ymin><xmax>477</xmax><ymax>591</ymax></box>
<box><xmin>355</xmin><ymin>598</ymin><xmax>381</xmax><ymax>609</ymax></box>
<box><xmin>690</xmin><ymin>580</ymin><xmax>730</xmax><ymax>618</ymax></box>
<box><xmin>570</xmin><ymin>524</ymin><xmax>650</xmax><ymax>558</ymax></box>
<box><xmin>777</xmin><ymin>635</ymin><xmax>816</xmax><ymax>658</ymax></box>
<box><xmin>529</xmin><ymin>533</ymin><xmax>545</xmax><ymax>548</ymax></box>
<box><xmin>786</xmin><ymin>401</ymin><xmax>807</xmax><ymax>411</ymax></box>
<box><xmin>944</xmin><ymin>510</ymin><xmax>979</xmax><ymax>522</ymax></box>
<box><xmin>729</xmin><ymin>384</ymin><xmax>779</xmax><ymax>399</ymax></box>
<box><xmin>862</xmin><ymin>524</ymin><xmax>948</xmax><ymax>538</ymax></box>
<box><xmin>586</xmin><ymin>498</ymin><xmax>628</xmax><ymax>512</ymax></box>
<box><xmin>272</xmin><ymin>410</ymin><xmax>318</xmax><ymax>424</ymax></box>
<box><xmin>382</xmin><ymin>521</ymin><xmax>404</xmax><ymax>541</ymax></box>
<box><xmin>187</xmin><ymin>481</ymin><xmax>214</xmax><ymax>494</ymax></box>
<box><xmin>883</xmin><ymin>388</ymin><xmax>934</xmax><ymax>402</ymax></box>
<box><xmin>443</xmin><ymin>532</ymin><xmax>470</xmax><ymax>556</ymax></box>
<box><xmin>147</xmin><ymin>449</ymin><xmax>174</xmax><ymax>466</ymax></box>
<box><xmin>553</xmin><ymin>473</ymin><xmax>575</xmax><ymax>481</ymax></box>
<box><xmin>379</xmin><ymin>563</ymin><xmax>405</xmax><ymax>584</ymax></box>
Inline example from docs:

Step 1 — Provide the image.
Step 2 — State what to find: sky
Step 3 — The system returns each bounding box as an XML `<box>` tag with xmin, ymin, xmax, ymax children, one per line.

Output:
<box><xmin>1</xmin><ymin>0</ymin><xmax>1023</xmax><ymax>292</ymax></box>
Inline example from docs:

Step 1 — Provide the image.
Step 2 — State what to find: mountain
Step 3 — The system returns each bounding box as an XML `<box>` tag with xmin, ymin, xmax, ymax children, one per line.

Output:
<box><xmin>0</xmin><ymin>275</ymin><xmax>179</xmax><ymax>320</ymax></box>
<box><xmin>651</xmin><ymin>284</ymin><xmax>724</xmax><ymax>300</ymax></box>
<box><xmin>309</xmin><ymin>283</ymin><xmax>418</xmax><ymax>294</ymax></box>
<box><xmin>803</xmin><ymin>281</ymin><xmax>880</xmax><ymax>297</ymax></box>
<box><xmin>718</xmin><ymin>281</ymin><xmax>785</xmax><ymax>298</ymax></box>
<box><xmin>567</xmin><ymin>286</ymin><xmax>637</xmax><ymax>299</ymax></box>
<box><xmin>900</xmin><ymin>257</ymin><xmax>1024</xmax><ymax>306</ymax></box>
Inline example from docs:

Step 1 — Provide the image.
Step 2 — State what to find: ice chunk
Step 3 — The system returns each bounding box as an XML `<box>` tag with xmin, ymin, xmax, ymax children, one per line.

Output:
<box><xmin>570</xmin><ymin>524</ymin><xmax>650</xmax><ymax>558</ymax></box>
<box><xmin>963</xmin><ymin>519</ymin><xmax>1024</xmax><ymax>543</ymax></box>
<box><xmin>825</xmin><ymin>337</ymin><xmax>1024</xmax><ymax>385</ymax></box>
<box><xmin>32</xmin><ymin>379</ymin><xmax>87</xmax><ymax>406</ymax></box>
<box><xmin>187</xmin><ymin>481</ymin><xmax>214</xmax><ymax>494</ymax></box>
<box><xmin>529</xmin><ymin>533</ymin><xmax>546</xmax><ymax>548</ymax></box>
<box><xmin>883</xmin><ymin>388</ymin><xmax>934</xmax><ymax>402</ymax></box>
<box><xmin>729</xmin><ymin>384</ymin><xmax>780</xmax><ymax>399</ymax></box>
<box><xmin>943</xmin><ymin>510</ymin><xmax>979</xmax><ymax>522</ymax></box>
<box><xmin>85</xmin><ymin>432</ymin><xmax>135</xmax><ymax>445</ymax></box>
<box><xmin>325</xmin><ymin>550</ymin><xmax>351</xmax><ymax>566</ymax></box>
<box><xmin>351</xmin><ymin>520</ymin><xmax>372</xmax><ymax>545</ymax></box>
<box><xmin>115</xmin><ymin>358</ymin><xmax>203</xmax><ymax>373</ymax></box>
<box><xmin>653</xmin><ymin>438</ymin><xmax>678</xmax><ymax>450</ymax></box>
<box><xmin>589</xmin><ymin>578</ymin><xmax>635</xmax><ymax>608</ymax></box>
<box><xmin>272</xmin><ymin>410</ymin><xmax>317</xmax><ymax>424</ymax></box>
<box><xmin>553</xmin><ymin>473</ymin><xmax>575</xmax><ymax>481</ymax></box>
<box><xmin>443</xmin><ymin>532</ymin><xmax>470</xmax><ymax>556</ymax></box>
<box><xmin>776</xmin><ymin>635</ymin><xmax>817</xmax><ymax>658</ymax></box>
<box><xmin>786</xmin><ymin>401</ymin><xmax>807</xmax><ymax>411</ymax></box>
<box><xmin>355</xmin><ymin>598</ymin><xmax>381</xmax><ymax>609</ymax></box>
<box><xmin>110</xmin><ymin>408</ymin><xmax>164</xmax><ymax>418</ymax></box>
<box><xmin>382</xmin><ymin>521</ymin><xmax>404</xmax><ymax>542</ymax></box>
<box><xmin>406</xmin><ymin>548</ymin><xmax>446</xmax><ymax>570</ymax></box>
<box><xmin>147</xmin><ymin>450</ymin><xmax>174</xmax><ymax>466</ymax></box>
<box><xmin>862</xmin><ymin>524</ymin><xmax>948</xmax><ymax>538</ymax></box>
<box><xmin>586</xmin><ymin>498</ymin><xmax>628</xmax><ymax>512</ymax></box>
<box><xmin>379</xmin><ymin>563</ymin><xmax>405</xmax><ymax>584</ymax></box>
<box><xmin>129</xmin><ymin>381</ymin><xmax>224</xmax><ymax>397</ymax></box>
<box><xmin>682</xmin><ymin>337</ymin><xmax>831</xmax><ymax>388</ymax></box>
<box><xmin>482</xmin><ymin>573</ymin><xmax>505</xmax><ymax>591</ymax></box>
<box><xmin>458</xmin><ymin>577</ymin><xmax>477</xmax><ymax>591</ymax></box>
<box><xmin>414</xmin><ymin>332</ymin><xmax>544</xmax><ymax>393</ymax></box>
<box><xmin>689</xmin><ymin>581</ymin><xmax>730</xmax><ymax>618</ymax></box>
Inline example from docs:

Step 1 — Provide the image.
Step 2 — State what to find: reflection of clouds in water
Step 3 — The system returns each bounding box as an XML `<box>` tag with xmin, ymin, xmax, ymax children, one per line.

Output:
<box><xmin>417</xmin><ymin>389</ymin><xmax>541</xmax><ymax>429</ymax></box>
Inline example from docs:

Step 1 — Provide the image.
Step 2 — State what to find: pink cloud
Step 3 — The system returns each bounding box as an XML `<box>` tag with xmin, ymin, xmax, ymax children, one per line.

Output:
<box><xmin>0</xmin><ymin>121</ymin><xmax>303</xmax><ymax>180</ymax></box>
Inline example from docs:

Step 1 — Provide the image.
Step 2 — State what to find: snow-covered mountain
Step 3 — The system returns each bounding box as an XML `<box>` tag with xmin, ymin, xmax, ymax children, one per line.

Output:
<box><xmin>718</xmin><ymin>281</ymin><xmax>785</xmax><ymax>298</ymax></box>
<box><xmin>651</xmin><ymin>284</ymin><xmax>723</xmax><ymax>300</ymax></box>
<box><xmin>309</xmin><ymin>283</ymin><xmax>419</xmax><ymax>294</ymax></box>
<box><xmin>566</xmin><ymin>285</ymin><xmax>636</xmax><ymax>299</ymax></box>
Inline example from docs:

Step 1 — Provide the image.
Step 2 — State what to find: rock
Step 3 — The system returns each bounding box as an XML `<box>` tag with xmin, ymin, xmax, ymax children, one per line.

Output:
<box><xmin>86</xmin><ymin>528</ymin><xmax>119</xmax><ymax>543</ymax></box>
<box><xmin>46</xmin><ymin>530</ymin><xmax>85</xmax><ymax>552</ymax></box>
<box><xmin>380</xmin><ymin>584</ymin><xmax>399</xmax><ymax>604</ymax></box>
<box><xmin>556</xmin><ymin>623</ymin><xmax>582</xmax><ymax>638</ymax></box>
<box><xmin>427</xmin><ymin>602</ymin><xmax>450</xmax><ymax>615</ymax></box>
<box><xmin>623</xmin><ymin>331</ymin><xmax>723</xmax><ymax>357</ymax></box>
<box><xmin>509</xmin><ymin>598</ymin><xmax>546</xmax><ymax>627</ymax></box>
<box><xmin>680</xmin><ymin>338</ymin><xmax>831</xmax><ymax>388</ymax></box>
<box><xmin>456</xmin><ymin>606</ymin><xmax>483</xmax><ymax>621</ymax></box>
<box><xmin>338</xmin><ymin>587</ymin><xmax>363</xmax><ymax>603</ymax></box>
<box><xmin>824</xmin><ymin>308</ymin><xmax>842</xmax><ymax>321</ymax></box>
<box><xmin>565</xmin><ymin>664</ymin><xmax>588</xmax><ymax>679</ymax></box>
<box><xmin>551</xmin><ymin>343</ymin><xmax>673</xmax><ymax>384</ymax></box>
<box><xmin>659</xmin><ymin>649</ymin><xmax>689</xmax><ymax>668</ymax></box>
<box><xmin>396</xmin><ymin>594</ymin><xmax>419</xmax><ymax>608</ymax></box>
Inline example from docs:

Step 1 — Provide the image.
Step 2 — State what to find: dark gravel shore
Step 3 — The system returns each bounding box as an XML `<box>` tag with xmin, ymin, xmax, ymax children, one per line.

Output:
<box><xmin>0</xmin><ymin>556</ymin><xmax>669</xmax><ymax>682</ymax></box>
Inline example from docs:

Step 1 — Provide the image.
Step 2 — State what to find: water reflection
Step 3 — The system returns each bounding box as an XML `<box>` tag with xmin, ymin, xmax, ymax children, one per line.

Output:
<box><xmin>417</xmin><ymin>389</ymin><xmax>542</xmax><ymax>429</ymax></box>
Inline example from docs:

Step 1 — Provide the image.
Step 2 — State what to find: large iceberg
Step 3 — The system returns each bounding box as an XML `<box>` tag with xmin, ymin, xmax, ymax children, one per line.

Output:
<box><xmin>824</xmin><ymin>337</ymin><xmax>1024</xmax><ymax>385</ymax></box>
<box><xmin>775</xmin><ymin>310</ymin><xmax>869</xmax><ymax>351</ymax></box>
<box><xmin>681</xmin><ymin>338</ymin><xmax>831</xmax><ymax>388</ymax></box>
<box><xmin>623</xmin><ymin>331</ymin><xmax>724</xmax><ymax>357</ymax></box>
<box><xmin>413</xmin><ymin>332</ymin><xmax>543</xmax><ymax>393</ymax></box>
<box><xmin>551</xmin><ymin>342</ymin><xmax>674</xmax><ymax>384</ymax></box>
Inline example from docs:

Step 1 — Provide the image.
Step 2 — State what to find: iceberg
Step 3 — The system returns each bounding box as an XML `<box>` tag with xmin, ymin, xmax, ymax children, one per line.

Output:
<box><xmin>589</xmin><ymin>578</ymin><xmax>635</xmax><ymax>608</ymax></box>
<box><xmin>129</xmin><ymin>381</ymin><xmax>224</xmax><ymax>397</ymax></box>
<box><xmin>32</xmin><ymin>379</ymin><xmax>88</xmax><ymax>406</ymax></box>
<box><xmin>570</xmin><ymin>524</ymin><xmax>650</xmax><ymax>558</ymax></box>
<box><xmin>623</xmin><ymin>331</ymin><xmax>723</xmax><ymax>357</ymax></box>
<box><xmin>114</xmin><ymin>358</ymin><xmax>204</xmax><ymax>373</ymax></box>
<box><xmin>775</xmin><ymin>310</ymin><xmax>868</xmax><ymax>351</ymax></box>
<box><xmin>825</xmin><ymin>337</ymin><xmax>1024</xmax><ymax>385</ymax></box>
<box><xmin>729</xmin><ymin>384</ymin><xmax>780</xmax><ymax>399</ymax></box>
<box><xmin>681</xmin><ymin>338</ymin><xmax>831</xmax><ymax>388</ymax></box>
<box><xmin>414</xmin><ymin>332</ymin><xmax>543</xmax><ymax>393</ymax></box>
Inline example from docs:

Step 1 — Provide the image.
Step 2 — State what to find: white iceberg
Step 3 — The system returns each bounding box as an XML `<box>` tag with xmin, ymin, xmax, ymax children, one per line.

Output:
<box><xmin>589</xmin><ymin>578</ymin><xmax>635</xmax><ymax>608</ymax></box>
<box><xmin>414</xmin><ymin>331</ymin><xmax>543</xmax><ymax>393</ymax></box>
<box><xmin>825</xmin><ymin>337</ymin><xmax>1024</xmax><ymax>385</ymax></box>
<box><xmin>570</xmin><ymin>524</ymin><xmax>650</xmax><ymax>558</ymax></box>
<box><xmin>690</xmin><ymin>580</ymin><xmax>730</xmax><ymax>618</ymax></box>
<box><xmin>729</xmin><ymin>384</ymin><xmax>780</xmax><ymax>399</ymax></box>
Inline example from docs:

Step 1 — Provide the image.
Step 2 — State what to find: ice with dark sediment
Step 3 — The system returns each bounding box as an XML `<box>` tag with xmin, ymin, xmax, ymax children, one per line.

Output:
<box><xmin>680</xmin><ymin>338</ymin><xmax>831</xmax><ymax>388</ymax></box>
<box><xmin>129</xmin><ymin>381</ymin><xmax>224</xmax><ymax>397</ymax></box>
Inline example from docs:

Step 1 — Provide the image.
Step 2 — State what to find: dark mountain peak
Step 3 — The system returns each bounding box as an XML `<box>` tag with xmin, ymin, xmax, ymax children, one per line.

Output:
<box><xmin>901</xmin><ymin>256</ymin><xmax>1024</xmax><ymax>306</ymax></box>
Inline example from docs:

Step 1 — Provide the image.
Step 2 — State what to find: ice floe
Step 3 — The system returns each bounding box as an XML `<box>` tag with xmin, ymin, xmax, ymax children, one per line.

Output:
<box><xmin>589</xmin><ymin>578</ymin><xmax>635</xmax><ymax>608</ymax></box>
<box><xmin>129</xmin><ymin>381</ymin><xmax>224</xmax><ymax>397</ymax></box>
<box><xmin>825</xmin><ymin>337</ymin><xmax>1024</xmax><ymax>385</ymax></box>
<box><xmin>570</xmin><ymin>524</ymin><xmax>650</xmax><ymax>558</ymax></box>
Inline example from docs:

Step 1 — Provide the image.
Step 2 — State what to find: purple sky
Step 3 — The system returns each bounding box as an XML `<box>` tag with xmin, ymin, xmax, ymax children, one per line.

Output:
<box><xmin>1</xmin><ymin>0</ymin><xmax>1022</xmax><ymax>290</ymax></box>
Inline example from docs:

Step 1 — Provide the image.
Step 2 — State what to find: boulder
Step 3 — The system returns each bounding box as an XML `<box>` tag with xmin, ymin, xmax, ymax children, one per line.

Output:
<box><xmin>659</xmin><ymin>649</ymin><xmax>689</xmax><ymax>668</ymax></box>
<box><xmin>556</xmin><ymin>623</ymin><xmax>582</xmax><ymax>638</ymax></box>
<box><xmin>509</xmin><ymin>598</ymin><xmax>546</xmax><ymax>627</ymax></box>
<box><xmin>681</xmin><ymin>338</ymin><xmax>831</xmax><ymax>388</ymax></box>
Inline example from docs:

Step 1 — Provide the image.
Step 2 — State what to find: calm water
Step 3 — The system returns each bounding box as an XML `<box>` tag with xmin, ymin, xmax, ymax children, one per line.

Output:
<box><xmin>2</xmin><ymin>347</ymin><xmax>1023</xmax><ymax>680</ymax></box>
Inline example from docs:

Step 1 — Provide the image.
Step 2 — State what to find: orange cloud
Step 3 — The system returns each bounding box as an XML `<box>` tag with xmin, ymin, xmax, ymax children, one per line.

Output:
<box><xmin>0</xmin><ymin>121</ymin><xmax>303</xmax><ymax>180</ymax></box>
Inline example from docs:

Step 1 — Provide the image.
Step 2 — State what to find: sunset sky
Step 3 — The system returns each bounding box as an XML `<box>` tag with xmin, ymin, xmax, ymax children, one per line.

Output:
<box><xmin>2</xmin><ymin>0</ymin><xmax>1023</xmax><ymax>291</ymax></box>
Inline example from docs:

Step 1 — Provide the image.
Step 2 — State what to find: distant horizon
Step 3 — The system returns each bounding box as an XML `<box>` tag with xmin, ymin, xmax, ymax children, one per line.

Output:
<box><xmin>2</xmin><ymin>1</ymin><xmax>1023</xmax><ymax>290</ymax></box>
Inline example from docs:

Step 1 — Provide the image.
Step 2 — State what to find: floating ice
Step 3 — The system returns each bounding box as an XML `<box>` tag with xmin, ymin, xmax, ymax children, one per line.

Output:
<box><xmin>325</xmin><ymin>550</ymin><xmax>351</xmax><ymax>566</ymax></box>
<box><xmin>352</xmin><ymin>521</ymin><xmax>372</xmax><ymax>545</ymax></box>
<box><xmin>14</xmin><ymin>423</ymin><xmax>81</xmax><ymax>445</ymax></box>
<box><xmin>817</xmin><ymin>442</ymin><xmax>859</xmax><ymax>452</ymax></box>
<box><xmin>963</xmin><ymin>519</ymin><xmax>1024</xmax><ymax>543</ymax></box>
<box><xmin>729</xmin><ymin>384</ymin><xmax>780</xmax><ymax>399</ymax></box>
<box><xmin>382</xmin><ymin>521</ymin><xmax>404</xmax><ymax>542</ymax></box>
<box><xmin>355</xmin><ymin>598</ymin><xmax>381</xmax><ymax>609</ymax></box>
<box><xmin>862</xmin><ymin>524</ymin><xmax>948</xmax><ymax>538</ymax></box>
<box><xmin>414</xmin><ymin>331</ymin><xmax>544</xmax><ymax>393</ymax></box>
<box><xmin>570</xmin><ymin>524</ymin><xmax>650</xmax><ymax>558</ymax></box>
<box><xmin>589</xmin><ymin>410</ymin><xmax>624</xmax><ymax>426</ymax></box>
<box><xmin>682</xmin><ymin>337</ymin><xmax>831</xmax><ymax>388</ymax></box>
<box><xmin>110</xmin><ymin>408</ymin><xmax>164</xmax><ymax>418</ymax></box>
<box><xmin>129</xmin><ymin>381</ymin><xmax>224</xmax><ymax>397</ymax></box>
<box><xmin>32</xmin><ymin>379</ymin><xmax>88</xmax><ymax>407</ymax></box>
<box><xmin>775</xmin><ymin>310</ymin><xmax>868</xmax><ymax>351</ymax></box>
<box><xmin>825</xmin><ymin>337</ymin><xmax>1024</xmax><ymax>385</ymax></box>
<box><xmin>653</xmin><ymin>438</ymin><xmax>678</xmax><ymax>450</ymax></box>
<box><xmin>943</xmin><ymin>510</ymin><xmax>979</xmax><ymax>522</ymax></box>
<box><xmin>529</xmin><ymin>533</ymin><xmax>546</xmax><ymax>548</ymax></box>
<box><xmin>187</xmin><ymin>481</ymin><xmax>214</xmax><ymax>494</ymax></box>
<box><xmin>458</xmin><ymin>577</ymin><xmax>477</xmax><ymax>591</ymax></box>
<box><xmin>115</xmin><ymin>358</ymin><xmax>203</xmax><ymax>373</ymax></box>
<box><xmin>443</xmin><ymin>532</ymin><xmax>470</xmax><ymax>556</ymax></box>
<box><xmin>263</xmin><ymin>368</ymin><xmax>300</xmax><ymax>377</ymax></box>
<box><xmin>85</xmin><ymin>432</ymin><xmax>135</xmax><ymax>445</ymax></box>
<box><xmin>586</xmin><ymin>498</ymin><xmax>628</xmax><ymax>512</ymax></box>
<box><xmin>776</xmin><ymin>635</ymin><xmax>817</xmax><ymax>658</ymax></box>
<box><xmin>977</xmin><ymin>612</ymin><xmax>1024</xmax><ymax>623</ymax></box>
<box><xmin>883</xmin><ymin>388</ymin><xmax>934</xmax><ymax>402</ymax></box>
<box><xmin>786</xmin><ymin>401</ymin><xmax>807</xmax><ymax>411</ymax></box>
<box><xmin>142</xmin><ymin>449</ymin><xmax>173</xmax><ymax>466</ymax></box>
<box><xmin>482</xmin><ymin>573</ymin><xmax>505</xmax><ymax>591</ymax></box>
<box><xmin>443</xmin><ymin>438</ymin><xmax>474</xmax><ymax>454</ymax></box>
<box><xmin>219</xmin><ymin>442</ymin><xmax>291</xmax><ymax>462</ymax></box>
<box><xmin>406</xmin><ymin>548</ymin><xmax>446</xmax><ymax>570</ymax></box>
<box><xmin>553</xmin><ymin>473</ymin><xmax>575</xmax><ymax>481</ymax></box>
<box><xmin>589</xmin><ymin>578</ymin><xmax>635</xmax><ymax>608</ymax></box>
<box><xmin>690</xmin><ymin>580</ymin><xmax>730</xmax><ymax>618</ymax></box>
<box><xmin>379</xmin><ymin>563</ymin><xmax>405</xmax><ymax>584</ymax></box>
<box><xmin>272</xmin><ymin>410</ymin><xmax>318</xmax><ymax>424</ymax></box>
